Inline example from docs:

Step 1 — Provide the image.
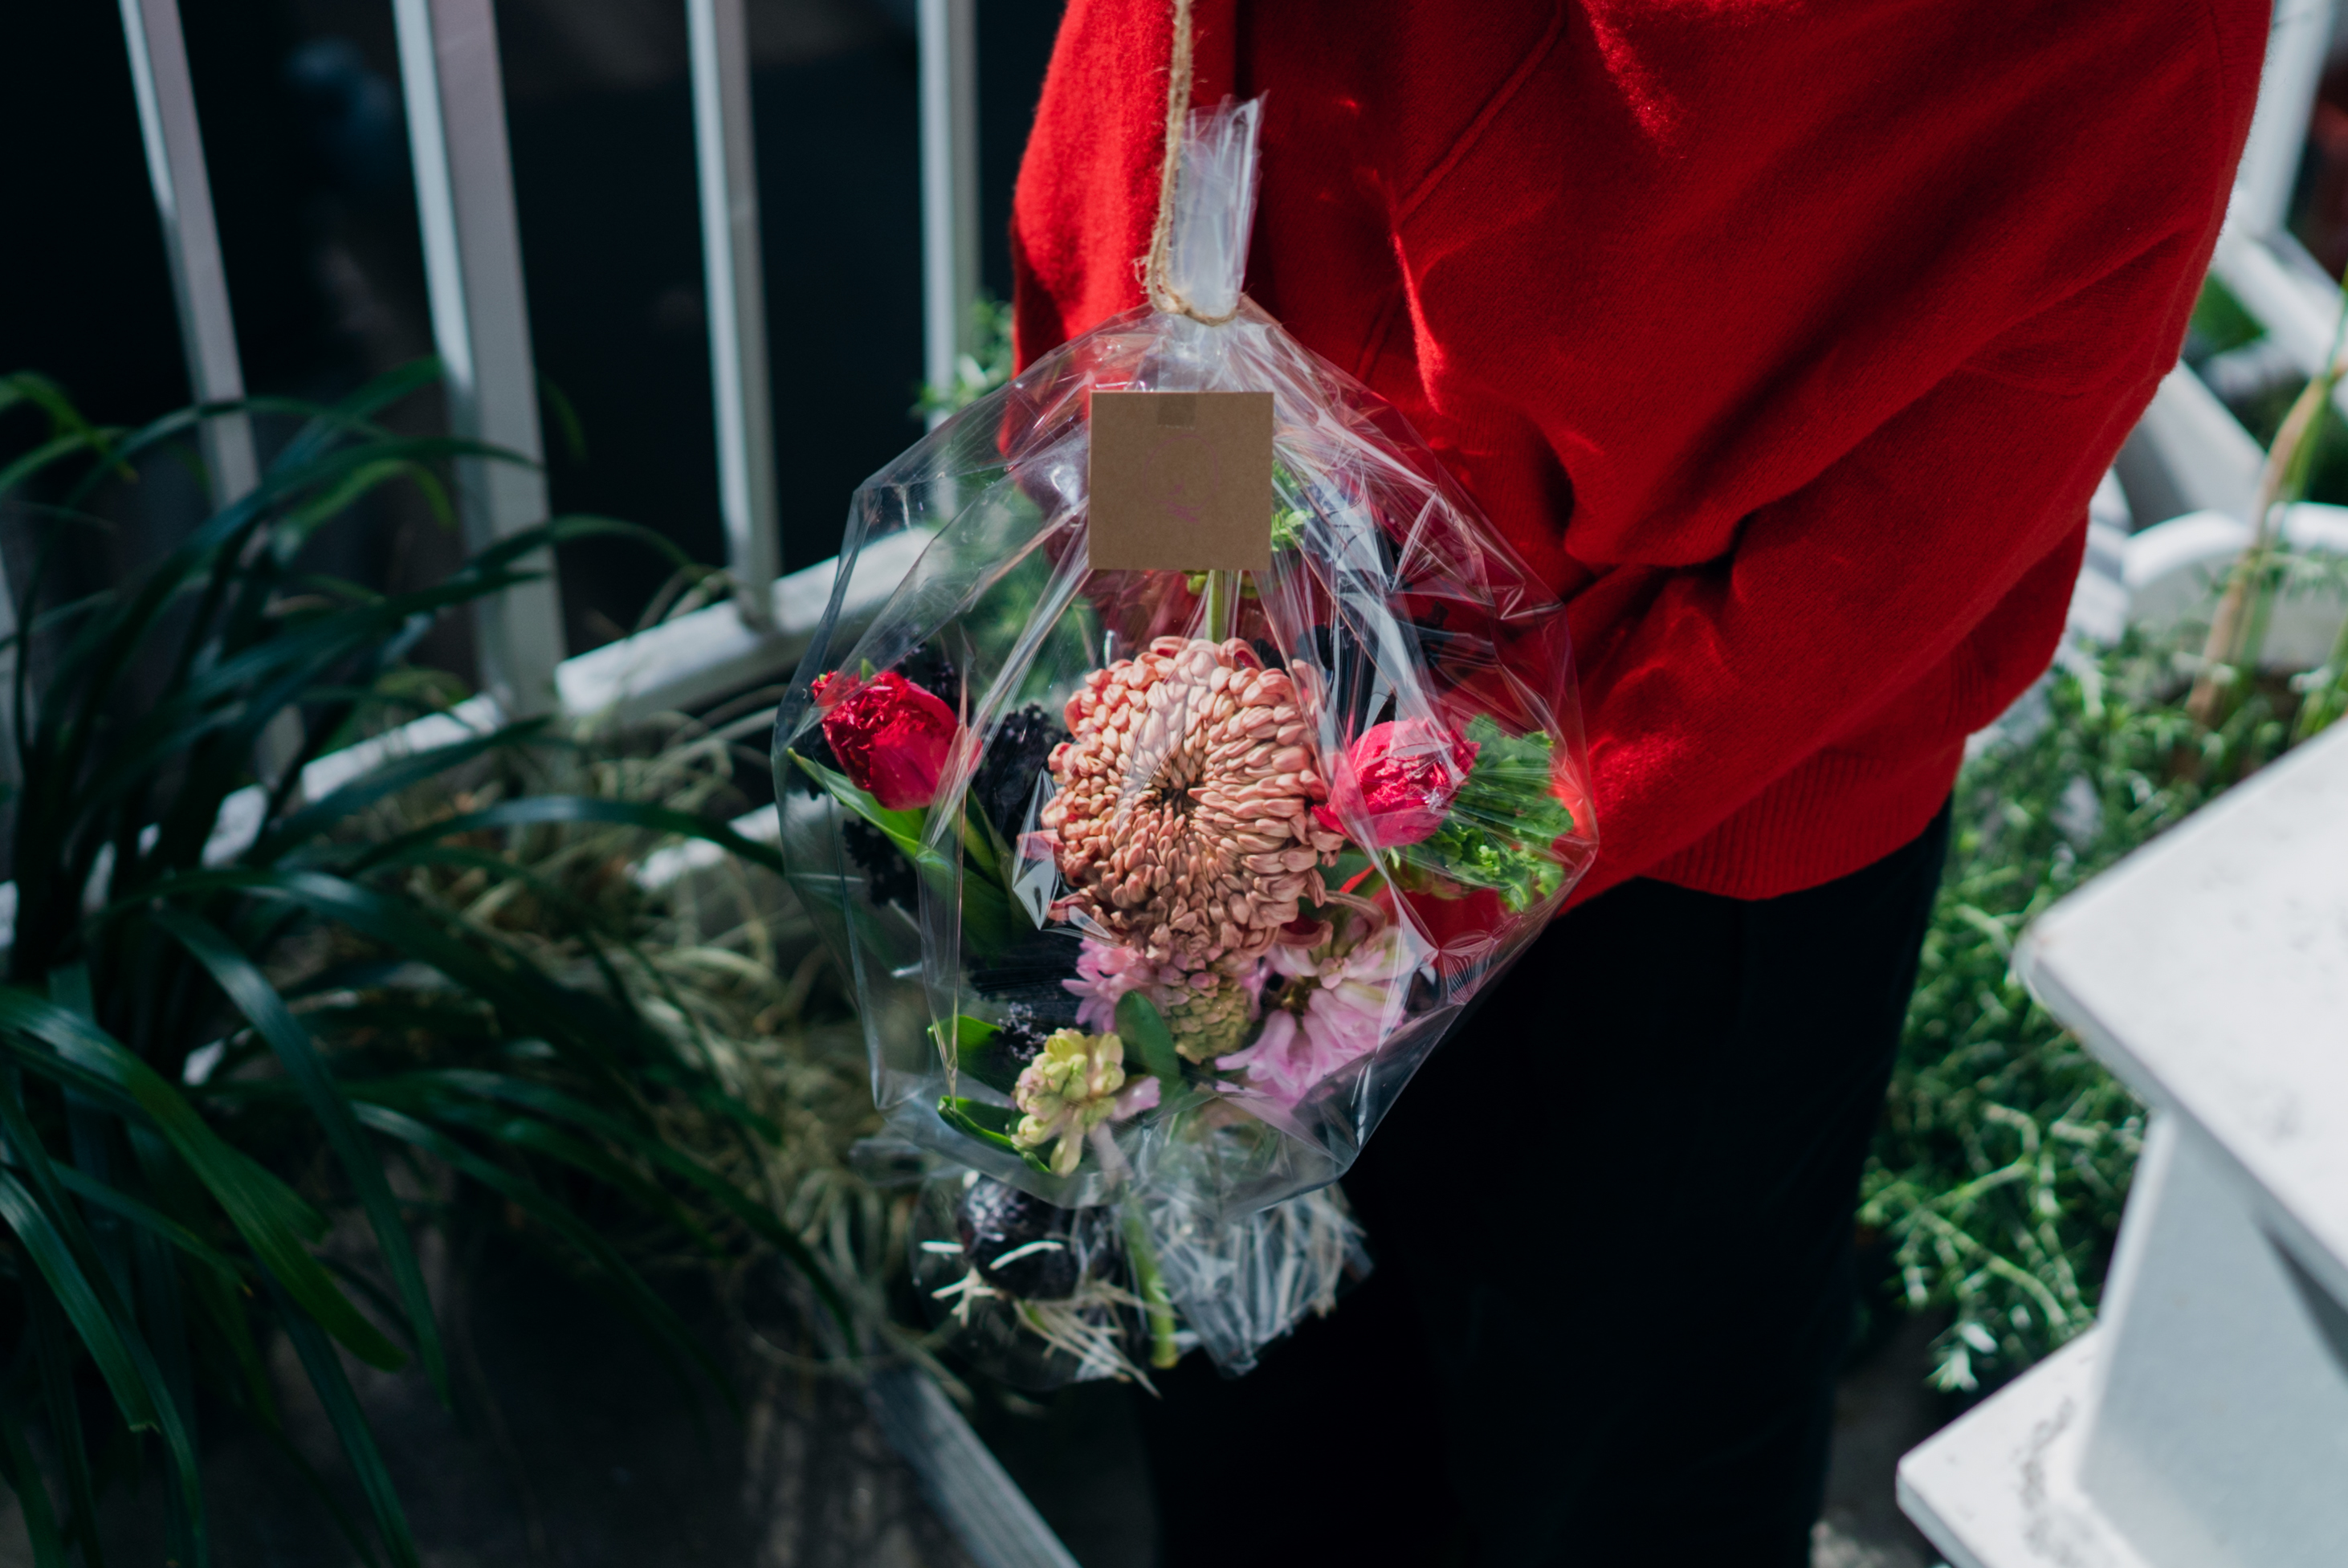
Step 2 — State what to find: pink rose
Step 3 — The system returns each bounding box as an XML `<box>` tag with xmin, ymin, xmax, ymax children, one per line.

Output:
<box><xmin>1313</xmin><ymin>718</ymin><xmax>1478</xmax><ymax>848</ymax></box>
<box><xmin>813</xmin><ymin>670</ymin><xmax>959</xmax><ymax>809</ymax></box>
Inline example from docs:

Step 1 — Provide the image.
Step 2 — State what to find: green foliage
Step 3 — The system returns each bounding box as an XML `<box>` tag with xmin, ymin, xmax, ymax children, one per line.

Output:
<box><xmin>917</xmin><ymin>296</ymin><xmax>1017</xmax><ymax>417</ymax></box>
<box><xmin>2187</xmin><ymin>275</ymin><xmax>2265</xmax><ymax>359</ymax></box>
<box><xmin>1114</xmin><ymin>990</ymin><xmax>1184</xmax><ymax>1091</ymax></box>
<box><xmin>1410</xmin><ymin>718</ymin><xmax>1574</xmax><ymax>911</ymax></box>
<box><xmin>1864</xmin><ymin>635</ymin><xmax>2304</xmax><ymax>1391</ymax></box>
<box><xmin>0</xmin><ymin>369</ymin><xmax>846</xmax><ymax>1561</ymax></box>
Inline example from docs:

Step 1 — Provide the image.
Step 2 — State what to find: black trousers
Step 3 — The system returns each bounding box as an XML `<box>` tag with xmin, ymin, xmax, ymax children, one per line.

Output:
<box><xmin>1135</xmin><ymin>801</ymin><xmax>1950</xmax><ymax>1567</ymax></box>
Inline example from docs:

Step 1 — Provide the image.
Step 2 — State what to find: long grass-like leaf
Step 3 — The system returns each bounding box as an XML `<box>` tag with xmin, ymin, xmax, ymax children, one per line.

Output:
<box><xmin>132</xmin><ymin>1226</ymin><xmax>203</xmax><ymax>1568</ymax></box>
<box><xmin>269</xmin><ymin>1281</ymin><xmax>420</xmax><ymax>1568</ymax></box>
<box><xmin>351</xmin><ymin>1103</ymin><xmax>732</xmax><ymax>1411</ymax></box>
<box><xmin>353</xmin><ymin>1083</ymin><xmax>716</xmax><ymax>1255</ymax></box>
<box><xmin>43</xmin><ymin>1164</ymin><xmax>242</xmax><ymax>1281</ymax></box>
<box><xmin>360</xmin><ymin>841</ymin><xmax>710</xmax><ymax>1060</ymax></box>
<box><xmin>22</xmin><ymin>1289</ymin><xmax>105</xmax><ymax>1568</ymax></box>
<box><xmin>149</xmin><ymin>908</ymin><xmax>449</xmax><ymax>1403</ymax></box>
<box><xmin>0</xmin><ymin>1170</ymin><xmax>214</xmax><ymax>1552</ymax></box>
<box><xmin>373</xmin><ymin>1069</ymin><xmax>850</xmax><ymax>1333</ymax></box>
<box><xmin>257</xmin><ymin>718</ymin><xmax>554</xmax><ymax>859</ymax></box>
<box><xmin>347</xmin><ymin>796</ymin><xmax>785</xmax><ymax>877</ymax></box>
<box><xmin>0</xmin><ymin>1366</ymin><xmax>69</xmax><ymax>1568</ymax></box>
<box><xmin>0</xmin><ymin>1076</ymin><xmax>207</xmax><ymax>1562</ymax></box>
<box><xmin>138</xmin><ymin>870</ymin><xmax>659</xmax><ymax>1089</ymax></box>
<box><xmin>0</xmin><ymin>428</ymin><xmax>113</xmax><ymax>499</ymax></box>
<box><xmin>181</xmin><ymin>1255</ymin><xmax>279</xmax><ymax>1432</ymax></box>
<box><xmin>0</xmin><ymin>1111</ymin><xmax>157</xmax><ymax>1435</ymax></box>
<box><xmin>0</xmin><ymin>991</ymin><xmax>404</xmax><ymax>1372</ymax></box>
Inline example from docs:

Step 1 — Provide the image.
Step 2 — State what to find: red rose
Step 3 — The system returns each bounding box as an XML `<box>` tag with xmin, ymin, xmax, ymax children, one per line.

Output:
<box><xmin>1314</xmin><ymin>718</ymin><xmax>1479</xmax><ymax>848</ymax></box>
<box><xmin>813</xmin><ymin>670</ymin><xmax>958</xmax><ymax>809</ymax></box>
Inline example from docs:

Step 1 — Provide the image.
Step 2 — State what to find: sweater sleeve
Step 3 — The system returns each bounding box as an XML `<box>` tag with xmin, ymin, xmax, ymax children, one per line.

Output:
<box><xmin>1560</xmin><ymin>232</ymin><xmax>2208</xmax><ymax>905</ymax></box>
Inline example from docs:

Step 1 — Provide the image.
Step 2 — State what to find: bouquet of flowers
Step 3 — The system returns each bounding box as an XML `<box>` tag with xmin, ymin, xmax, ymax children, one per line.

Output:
<box><xmin>777</xmin><ymin>96</ymin><xmax>1595</xmax><ymax>1377</ymax></box>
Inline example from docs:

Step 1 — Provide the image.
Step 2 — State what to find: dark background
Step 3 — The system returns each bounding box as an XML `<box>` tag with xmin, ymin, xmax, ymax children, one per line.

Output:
<box><xmin>0</xmin><ymin>0</ymin><xmax>1061</xmax><ymax>668</ymax></box>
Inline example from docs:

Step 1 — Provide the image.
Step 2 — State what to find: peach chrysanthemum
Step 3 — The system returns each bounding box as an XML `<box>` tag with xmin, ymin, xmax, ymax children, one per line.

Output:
<box><xmin>1041</xmin><ymin>637</ymin><xmax>1346</xmax><ymax>972</ymax></box>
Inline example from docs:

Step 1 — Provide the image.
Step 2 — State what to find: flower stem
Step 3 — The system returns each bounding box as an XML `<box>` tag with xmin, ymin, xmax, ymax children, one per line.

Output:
<box><xmin>1203</xmin><ymin>568</ymin><xmax>1239</xmax><ymax>641</ymax></box>
<box><xmin>1119</xmin><ymin>1203</ymin><xmax>1182</xmax><ymax>1369</ymax></box>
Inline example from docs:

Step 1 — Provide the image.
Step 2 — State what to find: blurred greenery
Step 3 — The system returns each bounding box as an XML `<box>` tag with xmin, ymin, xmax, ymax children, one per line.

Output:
<box><xmin>2190</xmin><ymin>277</ymin><xmax>2348</xmax><ymax>509</ymax></box>
<box><xmin>917</xmin><ymin>295</ymin><xmax>1017</xmax><ymax>417</ymax></box>
<box><xmin>2187</xmin><ymin>275</ymin><xmax>2266</xmax><ymax>360</ymax></box>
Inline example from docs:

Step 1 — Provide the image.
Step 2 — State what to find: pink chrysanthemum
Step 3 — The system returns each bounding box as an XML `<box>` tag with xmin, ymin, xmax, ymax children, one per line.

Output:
<box><xmin>1217</xmin><ymin>918</ymin><xmax>1422</xmax><ymax>1108</ymax></box>
<box><xmin>1040</xmin><ymin>637</ymin><xmax>1347</xmax><ymax>971</ymax></box>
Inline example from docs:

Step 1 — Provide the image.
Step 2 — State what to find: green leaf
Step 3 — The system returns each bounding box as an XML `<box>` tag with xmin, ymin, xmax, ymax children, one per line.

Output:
<box><xmin>343</xmin><ymin>793</ymin><xmax>786</xmax><ymax>878</ymax></box>
<box><xmin>786</xmin><ymin>750</ymin><xmax>935</xmax><ymax>867</ymax></box>
<box><xmin>785</xmin><ymin>750</ymin><xmax>1029</xmax><ymax>950</ymax></box>
<box><xmin>255</xmin><ymin>716</ymin><xmax>554</xmax><ymax>859</ymax></box>
<box><xmin>0</xmin><ymin>1171</ymin><xmax>206</xmax><ymax>1550</ymax></box>
<box><xmin>937</xmin><ymin>1098</ymin><xmax>1054</xmax><ymax>1176</ymax></box>
<box><xmin>1115</xmin><ymin>992</ymin><xmax>1184</xmax><ymax>1088</ymax></box>
<box><xmin>131</xmin><ymin>1224</ymin><xmax>205</xmax><ymax>1568</ymax></box>
<box><xmin>350</xmin><ymin>1102</ymin><xmax>733</xmax><ymax>1411</ymax></box>
<box><xmin>271</xmin><ymin>1280</ymin><xmax>419</xmax><ymax>1568</ymax></box>
<box><xmin>936</xmin><ymin>1016</ymin><xmax>1021</xmax><ymax>1097</ymax></box>
<box><xmin>0</xmin><ymin>1374</ymin><xmax>69</xmax><ymax>1568</ymax></box>
<box><xmin>0</xmin><ymin>990</ymin><xmax>405</xmax><ymax>1374</ymax></box>
<box><xmin>150</xmin><ymin>907</ymin><xmax>444</xmax><ymax>1396</ymax></box>
<box><xmin>23</xmin><ymin>1285</ymin><xmax>105</xmax><ymax>1568</ymax></box>
<box><xmin>187</xmin><ymin>1244</ymin><xmax>279</xmax><ymax>1430</ymax></box>
<box><xmin>0</xmin><ymin>1061</ymin><xmax>210</xmax><ymax>1559</ymax></box>
<box><xmin>395</xmin><ymin>1095</ymin><xmax>719</xmax><ymax>1256</ymax></box>
<box><xmin>940</xmin><ymin>1016</ymin><xmax>1001</xmax><ymax>1051</ymax></box>
<box><xmin>126</xmin><ymin>869</ymin><xmax>648</xmax><ymax>1089</ymax></box>
<box><xmin>348</xmin><ymin>1069</ymin><xmax>850</xmax><ymax>1335</ymax></box>
<box><xmin>44</xmin><ymin>1163</ymin><xmax>243</xmax><ymax>1282</ymax></box>
<box><xmin>1402</xmin><ymin>719</ymin><xmax>1575</xmax><ymax>912</ymax></box>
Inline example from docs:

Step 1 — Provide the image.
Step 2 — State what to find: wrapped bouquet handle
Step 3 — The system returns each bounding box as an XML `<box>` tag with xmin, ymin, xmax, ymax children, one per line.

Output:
<box><xmin>775</xmin><ymin>0</ymin><xmax>1597</xmax><ymax>1377</ymax></box>
<box><xmin>1143</xmin><ymin>0</ymin><xmax>1239</xmax><ymax>324</ymax></box>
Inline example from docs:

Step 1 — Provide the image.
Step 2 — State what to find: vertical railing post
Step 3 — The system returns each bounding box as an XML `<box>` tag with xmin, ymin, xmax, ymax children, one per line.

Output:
<box><xmin>392</xmin><ymin>0</ymin><xmax>566</xmax><ymax>716</ymax></box>
<box><xmin>918</xmin><ymin>0</ymin><xmax>980</xmax><ymax>431</ymax></box>
<box><xmin>116</xmin><ymin>0</ymin><xmax>259</xmax><ymax>508</ymax></box>
<box><xmin>2230</xmin><ymin>0</ymin><xmax>2338</xmax><ymax>242</ymax></box>
<box><xmin>687</xmin><ymin>0</ymin><xmax>781</xmax><ymax>617</ymax></box>
<box><xmin>119</xmin><ymin>0</ymin><xmax>316</xmax><ymax>783</ymax></box>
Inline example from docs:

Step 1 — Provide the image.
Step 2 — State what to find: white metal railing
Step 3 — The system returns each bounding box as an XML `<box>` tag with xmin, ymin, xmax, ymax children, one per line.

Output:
<box><xmin>2212</xmin><ymin>0</ymin><xmax>2346</xmax><ymax>388</ymax></box>
<box><xmin>391</xmin><ymin>0</ymin><xmax>564</xmax><ymax>714</ymax></box>
<box><xmin>918</xmin><ymin>0</ymin><xmax>981</xmax><ymax>432</ymax></box>
<box><xmin>108</xmin><ymin>0</ymin><xmax>982</xmax><ymax>723</ymax></box>
<box><xmin>687</xmin><ymin>0</ymin><xmax>782</xmax><ymax>618</ymax></box>
<box><xmin>2123</xmin><ymin>2</ymin><xmax>2348</xmax><ymax>520</ymax></box>
<box><xmin>116</xmin><ymin>0</ymin><xmax>258</xmax><ymax>508</ymax></box>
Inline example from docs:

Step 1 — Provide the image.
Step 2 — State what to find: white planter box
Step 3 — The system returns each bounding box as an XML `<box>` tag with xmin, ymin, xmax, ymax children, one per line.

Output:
<box><xmin>1899</xmin><ymin>723</ymin><xmax>2348</xmax><ymax>1568</ymax></box>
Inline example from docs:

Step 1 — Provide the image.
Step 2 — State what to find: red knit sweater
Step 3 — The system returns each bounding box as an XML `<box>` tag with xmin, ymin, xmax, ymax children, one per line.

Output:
<box><xmin>1012</xmin><ymin>0</ymin><xmax>2268</xmax><ymax>904</ymax></box>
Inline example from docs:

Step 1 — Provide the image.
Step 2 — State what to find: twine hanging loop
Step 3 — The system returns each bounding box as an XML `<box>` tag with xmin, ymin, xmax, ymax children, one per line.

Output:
<box><xmin>1142</xmin><ymin>0</ymin><xmax>1240</xmax><ymax>325</ymax></box>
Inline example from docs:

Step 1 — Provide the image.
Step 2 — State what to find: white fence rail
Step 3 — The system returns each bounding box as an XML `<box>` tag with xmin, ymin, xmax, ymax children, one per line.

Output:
<box><xmin>108</xmin><ymin>0</ymin><xmax>982</xmax><ymax>727</ymax></box>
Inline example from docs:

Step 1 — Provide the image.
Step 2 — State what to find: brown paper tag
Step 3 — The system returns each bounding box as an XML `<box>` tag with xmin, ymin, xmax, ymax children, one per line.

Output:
<box><xmin>1087</xmin><ymin>390</ymin><xmax>1274</xmax><ymax>572</ymax></box>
